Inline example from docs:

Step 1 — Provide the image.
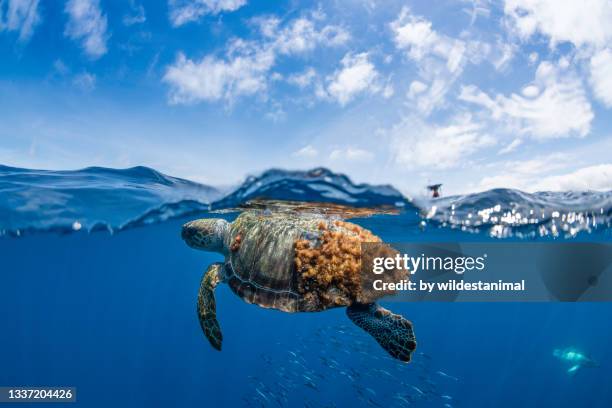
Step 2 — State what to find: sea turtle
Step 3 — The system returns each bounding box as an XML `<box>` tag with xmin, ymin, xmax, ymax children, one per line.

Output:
<box><xmin>181</xmin><ymin>210</ymin><xmax>417</xmax><ymax>362</ymax></box>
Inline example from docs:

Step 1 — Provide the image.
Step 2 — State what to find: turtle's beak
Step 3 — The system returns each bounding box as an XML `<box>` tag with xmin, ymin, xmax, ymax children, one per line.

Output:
<box><xmin>181</xmin><ymin>218</ymin><xmax>229</xmax><ymax>253</ymax></box>
<box><xmin>181</xmin><ymin>221</ymin><xmax>197</xmax><ymax>241</ymax></box>
<box><xmin>182</xmin><ymin>221</ymin><xmax>203</xmax><ymax>249</ymax></box>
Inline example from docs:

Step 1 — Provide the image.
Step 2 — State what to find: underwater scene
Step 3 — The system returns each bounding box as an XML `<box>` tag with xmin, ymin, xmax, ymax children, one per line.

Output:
<box><xmin>1</xmin><ymin>165</ymin><xmax>611</xmax><ymax>407</ymax></box>
<box><xmin>3</xmin><ymin>1</ymin><xmax>612</xmax><ymax>407</ymax></box>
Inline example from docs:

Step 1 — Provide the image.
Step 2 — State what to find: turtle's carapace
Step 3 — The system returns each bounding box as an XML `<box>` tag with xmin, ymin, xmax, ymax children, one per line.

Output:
<box><xmin>182</xmin><ymin>211</ymin><xmax>417</xmax><ymax>362</ymax></box>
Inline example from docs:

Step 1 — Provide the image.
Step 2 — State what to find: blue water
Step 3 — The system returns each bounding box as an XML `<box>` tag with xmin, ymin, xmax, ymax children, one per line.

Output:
<box><xmin>1</xmin><ymin>166</ymin><xmax>611</xmax><ymax>407</ymax></box>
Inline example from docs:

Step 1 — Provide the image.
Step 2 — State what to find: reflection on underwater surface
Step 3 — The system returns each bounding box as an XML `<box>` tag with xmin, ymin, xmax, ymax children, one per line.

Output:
<box><xmin>1</xmin><ymin>214</ymin><xmax>611</xmax><ymax>407</ymax></box>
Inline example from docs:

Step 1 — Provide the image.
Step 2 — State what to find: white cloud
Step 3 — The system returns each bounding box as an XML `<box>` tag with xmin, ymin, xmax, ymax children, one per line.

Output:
<box><xmin>323</xmin><ymin>52</ymin><xmax>382</xmax><ymax>106</ymax></box>
<box><xmin>462</xmin><ymin>0</ymin><xmax>491</xmax><ymax>25</ymax></box>
<box><xmin>287</xmin><ymin>68</ymin><xmax>316</xmax><ymax>88</ymax></box>
<box><xmin>479</xmin><ymin>156</ymin><xmax>612</xmax><ymax>192</ymax></box>
<box><xmin>511</xmin><ymin>153</ymin><xmax>569</xmax><ymax>174</ymax></box>
<box><xmin>168</xmin><ymin>0</ymin><xmax>246</xmax><ymax>27</ymax></box>
<box><xmin>407</xmin><ymin>80</ymin><xmax>427</xmax><ymax>98</ymax></box>
<box><xmin>0</xmin><ymin>0</ymin><xmax>40</xmax><ymax>42</ymax></box>
<box><xmin>382</xmin><ymin>81</ymin><xmax>394</xmax><ymax>99</ymax></box>
<box><xmin>390</xmin><ymin>7</ymin><xmax>467</xmax><ymax>73</ymax></box>
<box><xmin>72</xmin><ymin>72</ymin><xmax>96</xmax><ymax>91</ymax></box>
<box><xmin>329</xmin><ymin>147</ymin><xmax>374</xmax><ymax>162</ymax></box>
<box><xmin>64</xmin><ymin>0</ymin><xmax>108</xmax><ymax>59</ymax></box>
<box><xmin>258</xmin><ymin>15</ymin><xmax>350</xmax><ymax>55</ymax></box>
<box><xmin>264</xmin><ymin>102</ymin><xmax>286</xmax><ymax>122</ymax></box>
<box><xmin>164</xmin><ymin>13</ymin><xmax>348</xmax><ymax>105</ymax></box>
<box><xmin>589</xmin><ymin>48</ymin><xmax>612</xmax><ymax>108</ymax></box>
<box><xmin>504</xmin><ymin>0</ymin><xmax>612</xmax><ymax>49</ymax></box>
<box><xmin>521</xmin><ymin>85</ymin><xmax>539</xmax><ymax>97</ymax></box>
<box><xmin>412</xmin><ymin>79</ymin><xmax>450</xmax><ymax>115</ymax></box>
<box><xmin>123</xmin><ymin>1</ymin><xmax>146</xmax><ymax>26</ymax></box>
<box><xmin>389</xmin><ymin>7</ymin><xmax>495</xmax><ymax>115</ymax></box>
<box><xmin>391</xmin><ymin>114</ymin><xmax>495</xmax><ymax>169</ymax></box>
<box><xmin>492</xmin><ymin>39</ymin><xmax>515</xmax><ymax>71</ymax></box>
<box><xmin>498</xmin><ymin>138</ymin><xmax>522</xmax><ymax>154</ymax></box>
<box><xmin>459</xmin><ymin>61</ymin><xmax>593</xmax><ymax>139</ymax></box>
<box><xmin>53</xmin><ymin>59</ymin><xmax>70</xmax><ymax>75</ymax></box>
<box><xmin>478</xmin><ymin>153</ymin><xmax>568</xmax><ymax>190</ymax></box>
<box><xmin>534</xmin><ymin>164</ymin><xmax>612</xmax><ymax>191</ymax></box>
<box><xmin>292</xmin><ymin>145</ymin><xmax>318</xmax><ymax>158</ymax></box>
<box><xmin>163</xmin><ymin>47</ymin><xmax>274</xmax><ymax>104</ymax></box>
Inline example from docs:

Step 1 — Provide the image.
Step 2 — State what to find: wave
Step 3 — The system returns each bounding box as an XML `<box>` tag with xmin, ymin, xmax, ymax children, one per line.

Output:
<box><xmin>420</xmin><ymin>188</ymin><xmax>612</xmax><ymax>238</ymax></box>
<box><xmin>1</xmin><ymin>164</ymin><xmax>611</xmax><ymax>238</ymax></box>
<box><xmin>0</xmin><ymin>165</ymin><xmax>407</xmax><ymax>236</ymax></box>
<box><xmin>0</xmin><ymin>165</ymin><xmax>221</xmax><ymax>236</ymax></box>
<box><xmin>211</xmin><ymin>167</ymin><xmax>406</xmax><ymax>209</ymax></box>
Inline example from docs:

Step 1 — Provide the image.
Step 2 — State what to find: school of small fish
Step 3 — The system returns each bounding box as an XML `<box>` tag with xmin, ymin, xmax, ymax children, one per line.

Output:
<box><xmin>241</xmin><ymin>324</ymin><xmax>460</xmax><ymax>408</ymax></box>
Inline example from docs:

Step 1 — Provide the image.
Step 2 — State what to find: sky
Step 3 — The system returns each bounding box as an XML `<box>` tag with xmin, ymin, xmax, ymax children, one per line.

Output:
<box><xmin>1</xmin><ymin>0</ymin><xmax>611</xmax><ymax>195</ymax></box>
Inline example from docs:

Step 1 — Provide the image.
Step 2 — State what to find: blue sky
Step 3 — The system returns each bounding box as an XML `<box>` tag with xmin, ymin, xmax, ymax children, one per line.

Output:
<box><xmin>1</xmin><ymin>0</ymin><xmax>611</xmax><ymax>194</ymax></box>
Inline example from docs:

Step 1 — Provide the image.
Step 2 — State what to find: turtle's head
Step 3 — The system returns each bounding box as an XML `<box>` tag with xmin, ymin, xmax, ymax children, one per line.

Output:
<box><xmin>182</xmin><ymin>218</ymin><xmax>229</xmax><ymax>254</ymax></box>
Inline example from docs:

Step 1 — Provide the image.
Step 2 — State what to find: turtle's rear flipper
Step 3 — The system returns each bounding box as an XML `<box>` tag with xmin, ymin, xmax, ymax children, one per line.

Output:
<box><xmin>346</xmin><ymin>303</ymin><xmax>416</xmax><ymax>362</ymax></box>
<box><xmin>198</xmin><ymin>263</ymin><xmax>224</xmax><ymax>350</ymax></box>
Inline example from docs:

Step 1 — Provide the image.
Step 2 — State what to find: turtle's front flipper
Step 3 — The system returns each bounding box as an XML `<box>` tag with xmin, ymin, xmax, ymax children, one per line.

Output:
<box><xmin>198</xmin><ymin>263</ymin><xmax>224</xmax><ymax>351</ymax></box>
<box><xmin>346</xmin><ymin>303</ymin><xmax>416</xmax><ymax>362</ymax></box>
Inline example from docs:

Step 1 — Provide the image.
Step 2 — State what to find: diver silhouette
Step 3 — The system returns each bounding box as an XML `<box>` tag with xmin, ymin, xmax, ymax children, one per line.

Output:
<box><xmin>553</xmin><ymin>347</ymin><xmax>599</xmax><ymax>376</ymax></box>
<box><xmin>427</xmin><ymin>184</ymin><xmax>442</xmax><ymax>198</ymax></box>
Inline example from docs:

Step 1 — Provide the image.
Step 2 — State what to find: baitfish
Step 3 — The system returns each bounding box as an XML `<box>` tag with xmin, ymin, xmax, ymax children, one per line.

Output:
<box><xmin>436</xmin><ymin>371</ymin><xmax>459</xmax><ymax>381</ymax></box>
<box><xmin>411</xmin><ymin>386</ymin><xmax>424</xmax><ymax>395</ymax></box>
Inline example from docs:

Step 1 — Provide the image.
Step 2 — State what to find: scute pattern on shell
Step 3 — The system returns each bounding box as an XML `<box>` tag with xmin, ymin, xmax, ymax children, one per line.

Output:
<box><xmin>225</xmin><ymin>212</ymin><xmax>311</xmax><ymax>312</ymax></box>
<box><xmin>223</xmin><ymin>211</ymin><xmax>387</xmax><ymax>313</ymax></box>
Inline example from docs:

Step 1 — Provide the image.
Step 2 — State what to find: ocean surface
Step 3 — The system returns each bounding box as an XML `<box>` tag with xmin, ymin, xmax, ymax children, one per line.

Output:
<box><xmin>1</xmin><ymin>165</ymin><xmax>611</xmax><ymax>407</ymax></box>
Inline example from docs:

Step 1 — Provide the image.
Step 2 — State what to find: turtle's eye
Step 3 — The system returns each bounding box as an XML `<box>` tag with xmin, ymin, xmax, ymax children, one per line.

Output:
<box><xmin>181</xmin><ymin>221</ymin><xmax>201</xmax><ymax>243</ymax></box>
<box><xmin>182</xmin><ymin>220</ymin><xmax>211</xmax><ymax>249</ymax></box>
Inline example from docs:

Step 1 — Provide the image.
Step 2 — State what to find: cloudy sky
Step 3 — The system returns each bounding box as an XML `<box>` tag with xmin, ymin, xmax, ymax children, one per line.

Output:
<box><xmin>1</xmin><ymin>0</ymin><xmax>611</xmax><ymax>194</ymax></box>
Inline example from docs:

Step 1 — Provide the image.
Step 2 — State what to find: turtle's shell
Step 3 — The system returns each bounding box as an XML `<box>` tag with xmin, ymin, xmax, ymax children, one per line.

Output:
<box><xmin>224</xmin><ymin>211</ymin><xmax>385</xmax><ymax>312</ymax></box>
